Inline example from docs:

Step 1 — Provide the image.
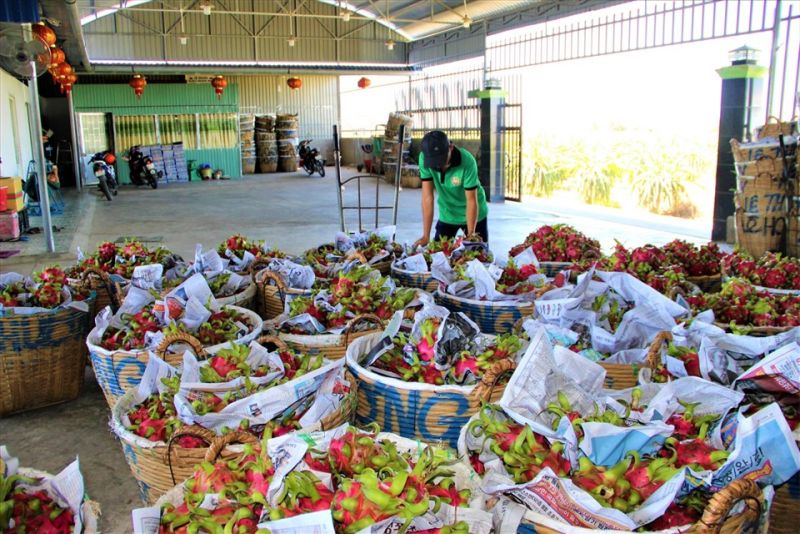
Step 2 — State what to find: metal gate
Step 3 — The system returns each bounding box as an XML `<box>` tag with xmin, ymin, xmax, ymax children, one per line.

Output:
<box><xmin>397</xmin><ymin>101</ymin><xmax>523</xmax><ymax>201</ymax></box>
<box><xmin>502</xmin><ymin>103</ymin><xmax>522</xmax><ymax>202</ymax></box>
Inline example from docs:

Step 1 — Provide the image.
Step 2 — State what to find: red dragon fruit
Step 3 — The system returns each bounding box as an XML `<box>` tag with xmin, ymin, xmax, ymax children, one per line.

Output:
<box><xmin>661</xmin><ymin>437</ymin><xmax>730</xmax><ymax>471</ymax></box>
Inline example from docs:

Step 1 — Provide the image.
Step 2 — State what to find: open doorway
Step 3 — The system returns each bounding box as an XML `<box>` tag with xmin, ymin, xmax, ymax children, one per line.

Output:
<box><xmin>77</xmin><ymin>112</ymin><xmax>113</xmax><ymax>186</ymax></box>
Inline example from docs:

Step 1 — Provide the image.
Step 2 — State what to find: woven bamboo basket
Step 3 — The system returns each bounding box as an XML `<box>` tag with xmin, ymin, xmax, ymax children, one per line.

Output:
<box><xmin>755</xmin><ymin>115</ymin><xmax>798</xmax><ymax>140</ymax></box>
<box><xmin>254</xmin><ymin>269</ymin><xmax>313</xmax><ymax>321</ymax></box>
<box><xmin>112</xmin><ymin>344</ymin><xmax>357</xmax><ymax>504</ymax></box>
<box><xmin>597</xmin><ymin>330</ymin><xmax>666</xmax><ymax>390</ymax></box>
<box><xmin>686</xmin><ymin>274</ymin><xmax>722</xmax><ymax>293</ymax></box>
<box><xmin>770</xmin><ymin>471</ymin><xmax>800</xmax><ymax>534</ymax></box>
<box><xmin>346</xmin><ymin>332</ymin><xmax>515</xmax><ymax>447</ymax></box>
<box><xmin>87</xmin><ymin>307</ymin><xmax>263</xmax><ymax>409</ymax></box>
<box><xmin>372</xmin><ymin>258</ymin><xmax>392</xmax><ymax>276</ymax></box>
<box><xmin>68</xmin><ymin>266</ymin><xmax>123</xmax><ymax>315</ymax></box>
<box><xmin>433</xmin><ymin>287</ymin><xmax>550</xmax><ymax>335</ymax></box>
<box><xmin>275</xmin><ymin>313</ymin><xmax>385</xmax><ymax>361</ymax></box>
<box><xmin>215</xmin><ymin>281</ymin><xmax>257</xmax><ymax>311</ymax></box>
<box><xmin>731</xmin><ymin>138</ymin><xmax>798</xmax><ymax>163</ymax></box>
<box><xmin>390</xmin><ymin>261</ymin><xmax>438</xmax><ymax>292</ymax></box>
<box><xmin>112</xmin><ymin>406</ymin><xmax>258</xmax><ymax>505</ymax></box>
<box><xmin>0</xmin><ymin>293</ymin><xmax>96</xmax><ymax>416</ymax></box>
<box><xmin>538</xmin><ymin>261</ymin><xmax>573</xmax><ymax>277</ymax></box>
<box><xmin>518</xmin><ymin>478</ymin><xmax>765</xmax><ymax>533</ymax></box>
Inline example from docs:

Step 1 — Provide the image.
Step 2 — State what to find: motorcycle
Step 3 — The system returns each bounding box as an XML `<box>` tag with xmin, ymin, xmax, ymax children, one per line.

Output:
<box><xmin>126</xmin><ymin>146</ymin><xmax>160</xmax><ymax>189</ymax></box>
<box><xmin>298</xmin><ymin>140</ymin><xmax>325</xmax><ymax>177</ymax></box>
<box><xmin>89</xmin><ymin>151</ymin><xmax>118</xmax><ymax>201</ymax></box>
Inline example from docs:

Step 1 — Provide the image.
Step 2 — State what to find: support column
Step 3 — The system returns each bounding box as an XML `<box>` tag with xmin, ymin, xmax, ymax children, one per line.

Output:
<box><xmin>712</xmin><ymin>46</ymin><xmax>767</xmax><ymax>242</ymax></box>
<box><xmin>470</xmin><ymin>83</ymin><xmax>506</xmax><ymax>203</ymax></box>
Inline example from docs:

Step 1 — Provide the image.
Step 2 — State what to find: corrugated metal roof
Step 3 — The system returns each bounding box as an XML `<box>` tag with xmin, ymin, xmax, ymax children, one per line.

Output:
<box><xmin>73</xmin><ymin>0</ymin><xmax>541</xmax><ymax>41</ymax></box>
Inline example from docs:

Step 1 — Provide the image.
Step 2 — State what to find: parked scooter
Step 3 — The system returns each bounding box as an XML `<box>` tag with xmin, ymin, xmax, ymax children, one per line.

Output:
<box><xmin>298</xmin><ymin>140</ymin><xmax>325</xmax><ymax>177</ymax></box>
<box><xmin>89</xmin><ymin>151</ymin><xmax>118</xmax><ymax>201</ymax></box>
<box><xmin>126</xmin><ymin>146</ymin><xmax>160</xmax><ymax>189</ymax></box>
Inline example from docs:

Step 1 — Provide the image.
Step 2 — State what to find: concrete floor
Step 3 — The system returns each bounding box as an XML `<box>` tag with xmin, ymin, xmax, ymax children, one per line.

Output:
<box><xmin>0</xmin><ymin>168</ymin><xmax>712</xmax><ymax>532</ymax></box>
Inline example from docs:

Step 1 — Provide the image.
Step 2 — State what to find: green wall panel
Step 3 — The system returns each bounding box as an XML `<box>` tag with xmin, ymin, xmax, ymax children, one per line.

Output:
<box><xmin>72</xmin><ymin>83</ymin><xmax>238</xmax><ymax>114</ymax></box>
<box><xmin>113</xmin><ymin>148</ymin><xmax>242</xmax><ymax>184</ymax></box>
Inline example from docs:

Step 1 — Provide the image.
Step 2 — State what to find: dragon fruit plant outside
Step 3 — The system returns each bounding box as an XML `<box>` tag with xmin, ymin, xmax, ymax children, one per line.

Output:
<box><xmin>465</xmin><ymin>398</ymin><xmax>730</xmax><ymax>529</ymax></box>
<box><xmin>722</xmin><ymin>250</ymin><xmax>800</xmax><ymax>290</ymax></box>
<box><xmin>154</xmin><ymin>426</ymin><xmax>471</xmax><ymax>534</ymax></box>
<box><xmin>686</xmin><ymin>278</ymin><xmax>800</xmax><ymax>329</ymax></box>
<box><xmin>68</xmin><ymin>240</ymin><xmax>179</xmax><ymax>279</ymax></box>
<box><xmin>369</xmin><ymin>317</ymin><xmax>523</xmax><ymax>385</ymax></box>
<box><xmin>286</xmin><ymin>267</ymin><xmax>416</xmax><ymax>331</ymax></box>
<box><xmin>508</xmin><ymin>224</ymin><xmax>601</xmax><ymax>262</ymax></box>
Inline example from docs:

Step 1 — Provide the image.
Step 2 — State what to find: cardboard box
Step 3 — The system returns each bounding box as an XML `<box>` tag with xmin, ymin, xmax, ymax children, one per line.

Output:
<box><xmin>0</xmin><ymin>177</ymin><xmax>23</xmax><ymax>195</ymax></box>
<box><xmin>0</xmin><ymin>210</ymin><xmax>20</xmax><ymax>240</ymax></box>
<box><xmin>7</xmin><ymin>191</ymin><xmax>24</xmax><ymax>211</ymax></box>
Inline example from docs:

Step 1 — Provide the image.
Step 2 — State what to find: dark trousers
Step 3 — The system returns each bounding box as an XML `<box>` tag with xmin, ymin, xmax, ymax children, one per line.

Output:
<box><xmin>434</xmin><ymin>217</ymin><xmax>489</xmax><ymax>243</ymax></box>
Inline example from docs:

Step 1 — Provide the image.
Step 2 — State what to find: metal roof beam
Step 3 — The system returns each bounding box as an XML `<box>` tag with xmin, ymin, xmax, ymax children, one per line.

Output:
<box><xmin>115</xmin><ymin>10</ymin><xmax>164</xmax><ymax>35</ymax></box>
<box><xmin>215</xmin><ymin>0</ymin><xmax>254</xmax><ymax>36</ymax></box>
<box><xmin>164</xmin><ymin>0</ymin><xmax>199</xmax><ymax>35</ymax></box>
<box><xmin>300</xmin><ymin>2</ymin><xmax>338</xmax><ymax>39</ymax></box>
<box><xmin>255</xmin><ymin>0</ymin><xmax>290</xmax><ymax>35</ymax></box>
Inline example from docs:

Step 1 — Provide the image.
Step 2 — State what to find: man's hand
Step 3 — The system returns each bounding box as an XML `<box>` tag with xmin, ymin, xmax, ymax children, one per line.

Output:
<box><xmin>413</xmin><ymin>236</ymin><xmax>429</xmax><ymax>248</ymax></box>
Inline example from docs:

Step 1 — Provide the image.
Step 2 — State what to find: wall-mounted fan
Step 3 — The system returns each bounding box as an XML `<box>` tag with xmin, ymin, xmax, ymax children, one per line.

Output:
<box><xmin>0</xmin><ymin>23</ymin><xmax>51</xmax><ymax>80</ymax></box>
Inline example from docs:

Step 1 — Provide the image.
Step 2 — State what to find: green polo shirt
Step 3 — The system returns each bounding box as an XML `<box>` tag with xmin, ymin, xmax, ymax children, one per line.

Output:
<box><xmin>419</xmin><ymin>147</ymin><xmax>488</xmax><ymax>225</ymax></box>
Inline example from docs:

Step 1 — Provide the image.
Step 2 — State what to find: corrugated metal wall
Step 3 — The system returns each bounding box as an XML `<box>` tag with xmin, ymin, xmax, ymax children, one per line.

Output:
<box><xmin>231</xmin><ymin>75</ymin><xmax>338</xmax><ymax>154</ymax></box>
<box><xmin>72</xmin><ymin>83</ymin><xmax>241</xmax><ymax>182</ymax></box>
<box><xmin>72</xmin><ymin>83</ymin><xmax>238</xmax><ymax>114</ymax></box>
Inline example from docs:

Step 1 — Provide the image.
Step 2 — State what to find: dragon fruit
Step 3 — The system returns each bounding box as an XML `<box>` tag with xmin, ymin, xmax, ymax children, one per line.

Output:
<box><xmin>661</xmin><ymin>437</ymin><xmax>730</xmax><ymax>471</ymax></box>
<box><xmin>508</xmin><ymin>224</ymin><xmax>600</xmax><ymax>262</ymax></box>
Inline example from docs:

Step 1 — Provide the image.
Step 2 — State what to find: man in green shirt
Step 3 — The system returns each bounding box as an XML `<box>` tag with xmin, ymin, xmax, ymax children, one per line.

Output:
<box><xmin>414</xmin><ymin>130</ymin><xmax>489</xmax><ymax>246</ymax></box>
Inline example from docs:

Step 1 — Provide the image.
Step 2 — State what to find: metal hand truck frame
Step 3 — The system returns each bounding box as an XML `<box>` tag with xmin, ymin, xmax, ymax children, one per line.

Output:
<box><xmin>332</xmin><ymin>124</ymin><xmax>405</xmax><ymax>236</ymax></box>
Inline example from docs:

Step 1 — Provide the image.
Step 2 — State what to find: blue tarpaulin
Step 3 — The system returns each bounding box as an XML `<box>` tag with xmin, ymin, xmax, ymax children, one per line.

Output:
<box><xmin>0</xmin><ymin>1</ymin><xmax>39</xmax><ymax>23</ymax></box>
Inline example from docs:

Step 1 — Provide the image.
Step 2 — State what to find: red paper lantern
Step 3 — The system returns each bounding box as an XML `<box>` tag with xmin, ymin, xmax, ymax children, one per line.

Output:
<box><xmin>49</xmin><ymin>48</ymin><xmax>65</xmax><ymax>70</ymax></box>
<box><xmin>211</xmin><ymin>75</ymin><xmax>227</xmax><ymax>99</ymax></box>
<box><xmin>357</xmin><ymin>77</ymin><xmax>371</xmax><ymax>89</ymax></box>
<box><xmin>287</xmin><ymin>77</ymin><xmax>302</xmax><ymax>90</ymax></box>
<box><xmin>55</xmin><ymin>62</ymin><xmax>72</xmax><ymax>84</ymax></box>
<box><xmin>32</xmin><ymin>22</ymin><xmax>57</xmax><ymax>48</ymax></box>
<box><xmin>129</xmin><ymin>73</ymin><xmax>147</xmax><ymax>99</ymax></box>
<box><xmin>61</xmin><ymin>72</ymin><xmax>77</xmax><ymax>95</ymax></box>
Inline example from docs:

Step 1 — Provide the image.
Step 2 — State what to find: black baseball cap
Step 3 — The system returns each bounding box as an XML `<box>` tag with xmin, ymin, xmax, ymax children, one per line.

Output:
<box><xmin>421</xmin><ymin>130</ymin><xmax>450</xmax><ymax>170</ymax></box>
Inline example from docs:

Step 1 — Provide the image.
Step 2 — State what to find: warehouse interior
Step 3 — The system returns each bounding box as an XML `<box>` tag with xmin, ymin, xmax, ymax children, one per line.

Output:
<box><xmin>1</xmin><ymin>1</ymin><xmax>800</xmax><ymax>533</ymax></box>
